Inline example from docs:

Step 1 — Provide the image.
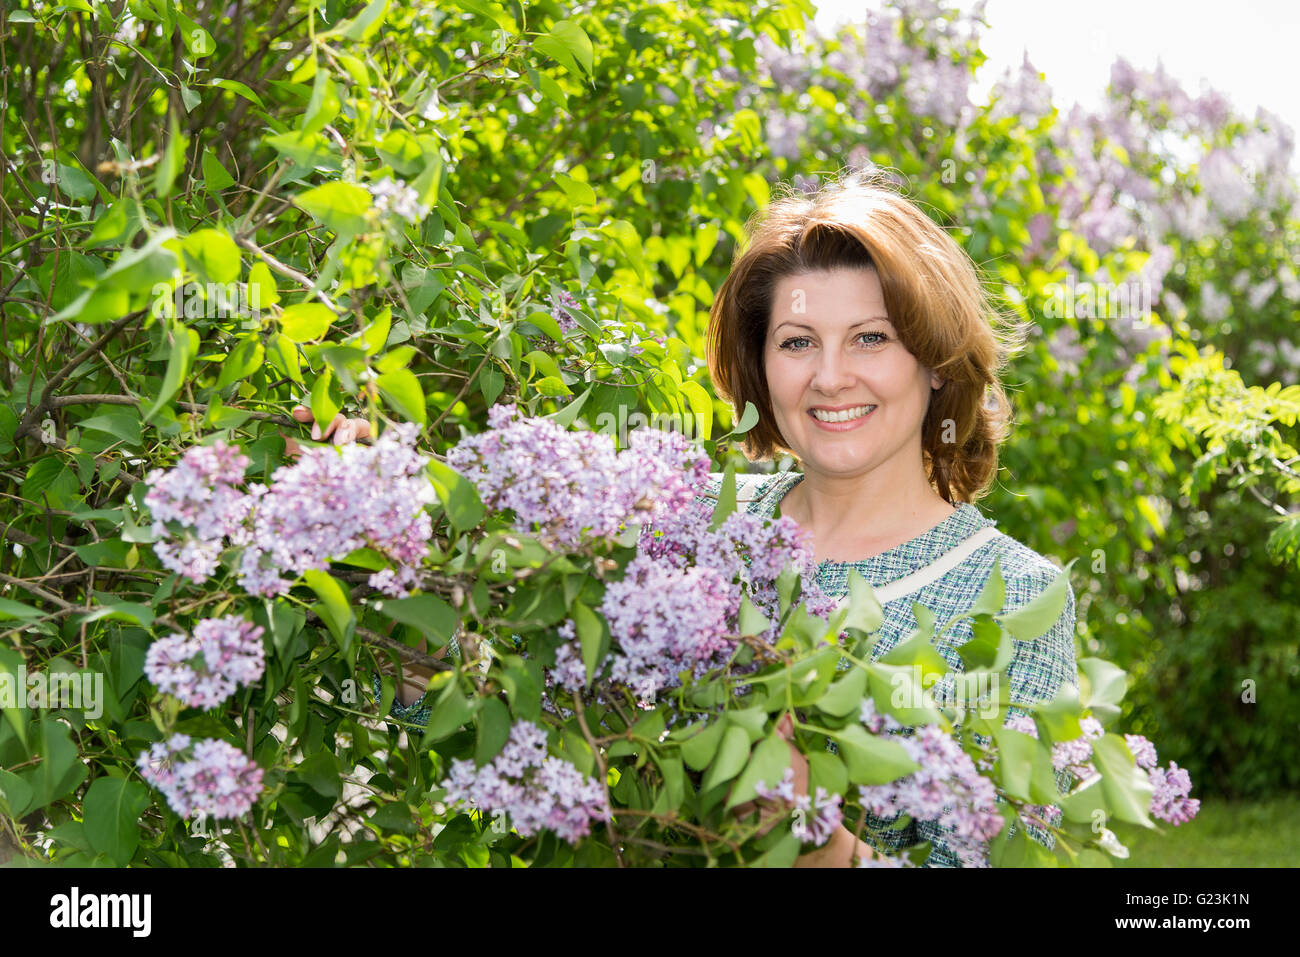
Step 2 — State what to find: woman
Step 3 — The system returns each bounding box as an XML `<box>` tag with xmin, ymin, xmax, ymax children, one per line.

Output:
<box><xmin>699</xmin><ymin>168</ymin><xmax>1079</xmax><ymax>866</ymax></box>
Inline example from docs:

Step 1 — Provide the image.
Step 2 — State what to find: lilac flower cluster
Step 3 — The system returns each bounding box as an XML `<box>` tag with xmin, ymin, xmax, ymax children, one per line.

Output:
<box><xmin>1148</xmin><ymin>762</ymin><xmax>1201</xmax><ymax>826</ymax></box>
<box><xmin>444</xmin><ymin>403</ymin><xmax>711</xmax><ymax>550</ymax></box>
<box><xmin>144</xmin><ymin>615</ymin><xmax>266</xmax><ymax>709</ymax></box>
<box><xmin>238</xmin><ymin>422</ymin><xmax>433</xmax><ymax>597</ymax></box>
<box><xmin>136</xmin><ymin>733</ymin><xmax>264</xmax><ymax>819</ymax></box>
<box><xmin>143</xmin><ymin>440</ymin><xmax>253</xmax><ymax>583</ymax></box>
<box><xmin>601</xmin><ymin>553</ymin><xmax>740</xmax><ymax>706</ymax></box>
<box><xmin>1002</xmin><ymin>713</ymin><xmax>1199</xmax><ymax>826</ymax></box>
<box><xmin>439</xmin><ymin>720</ymin><xmax>610</xmax><ymax>843</ymax></box>
<box><xmin>858</xmin><ymin>723</ymin><xmax>1004</xmax><ymax>867</ymax></box>
<box><xmin>146</xmin><ymin>425</ymin><xmax>435</xmax><ymax>599</ymax></box>
<box><xmin>752</xmin><ymin>767</ymin><xmax>844</xmax><ymax>847</ymax></box>
<box><xmin>638</xmin><ymin>502</ymin><xmax>839</xmax><ymax>649</ymax></box>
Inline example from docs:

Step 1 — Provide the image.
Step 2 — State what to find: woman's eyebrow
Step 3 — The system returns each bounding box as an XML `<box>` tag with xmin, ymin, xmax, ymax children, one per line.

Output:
<box><xmin>774</xmin><ymin>316</ymin><xmax>892</xmax><ymax>333</ymax></box>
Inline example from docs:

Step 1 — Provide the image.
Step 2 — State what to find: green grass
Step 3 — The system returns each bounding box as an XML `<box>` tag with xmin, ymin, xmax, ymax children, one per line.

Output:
<box><xmin>1111</xmin><ymin>794</ymin><xmax>1300</xmax><ymax>867</ymax></box>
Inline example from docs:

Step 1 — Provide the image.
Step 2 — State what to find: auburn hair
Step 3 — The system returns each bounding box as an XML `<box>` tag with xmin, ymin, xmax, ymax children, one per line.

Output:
<box><xmin>705</xmin><ymin>167</ymin><xmax>1032</xmax><ymax>504</ymax></box>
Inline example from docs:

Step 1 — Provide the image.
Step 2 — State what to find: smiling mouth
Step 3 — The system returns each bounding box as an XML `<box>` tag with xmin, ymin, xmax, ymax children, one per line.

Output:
<box><xmin>809</xmin><ymin>405</ymin><xmax>876</xmax><ymax>423</ymax></box>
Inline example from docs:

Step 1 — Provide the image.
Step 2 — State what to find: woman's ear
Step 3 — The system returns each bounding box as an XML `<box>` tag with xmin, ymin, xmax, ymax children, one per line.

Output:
<box><xmin>930</xmin><ymin>371</ymin><xmax>944</xmax><ymax>390</ymax></box>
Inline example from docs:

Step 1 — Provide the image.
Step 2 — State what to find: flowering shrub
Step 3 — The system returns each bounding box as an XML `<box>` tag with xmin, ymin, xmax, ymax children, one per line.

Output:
<box><xmin>7</xmin><ymin>0</ymin><xmax>1286</xmax><ymax>867</ymax></box>
<box><xmin>123</xmin><ymin>402</ymin><xmax>1198</xmax><ymax>866</ymax></box>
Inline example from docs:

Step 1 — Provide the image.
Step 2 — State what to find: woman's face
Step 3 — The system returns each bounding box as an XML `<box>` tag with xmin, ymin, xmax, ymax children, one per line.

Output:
<box><xmin>764</xmin><ymin>267</ymin><xmax>941</xmax><ymax>478</ymax></box>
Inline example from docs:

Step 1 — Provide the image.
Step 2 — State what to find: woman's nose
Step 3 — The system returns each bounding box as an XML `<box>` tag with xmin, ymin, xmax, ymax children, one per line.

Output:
<box><xmin>809</xmin><ymin>350</ymin><xmax>856</xmax><ymax>391</ymax></box>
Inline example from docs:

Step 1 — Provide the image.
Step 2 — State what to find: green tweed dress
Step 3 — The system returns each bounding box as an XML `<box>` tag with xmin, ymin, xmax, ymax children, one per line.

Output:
<box><xmin>694</xmin><ymin>469</ymin><xmax>1079</xmax><ymax>866</ymax></box>
<box><xmin>370</xmin><ymin>469</ymin><xmax>1079</xmax><ymax>866</ymax></box>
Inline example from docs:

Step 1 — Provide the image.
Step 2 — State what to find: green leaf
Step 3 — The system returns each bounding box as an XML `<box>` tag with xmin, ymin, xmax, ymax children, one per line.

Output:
<box><xmin>181</xmin><ymin>228</ymin><xmax>241</xmax><ymax>285</ymax></box>
<box><xmin>680</xmin><ymin>719</ymin><xmax>726</xmax><ymax>772</ymax></box>
<box><xmin>1000</xmin><ymin>561</ymin><xmax>1076</xmax><ymax>640</ymax></box>
<box><xmin>829</xmin><ymin>723</ymin><xmax>919</xmax><ymax>786</ymax></box>
<box><xmin>18</xmin><ymin>717</ymin><xmax>87</xmax><ymax>812</ymax></box>
<box><xmin>571</xmin><ymin>601</ymin><xmax>607</xmax><ymax>686</ymax></box>
<box><xmin>371</xmin><ymin>593</ymin><xmax>457</xmax><ymax>645</ymax></box>
<box><xmin>338</xmin><ymin>0</ymin><xmax>391</xmax><ymax>41</ymax></box>
<box><xmin>1078</xmin><ymin>657</ymin><xmax>1128</xmax><ymax>727</ymax></box>
<box><xmin>428</xmin><ymin>460</ymin><xmax>483</xmax><ymax>532</ymax></box>
<box><xmin>295</xmin><ymin>181</ymin><xmax>373</xmax><ymax>237</ymax></box>
<box><xmin>77</xmin><ymin>408</ymin><xmax>141</xmax><ymax>446</ymax></box>
<box><xmin>1028</xmin><ymin>682</ymin><xmax>1084</xmax><ymax>745</ymax></box>
<box><xmin>246</xmin><ymin>261</ymin><xmax>280</xmax><ymax>311</ymax></box>
<box><xmin>142</xmin><ymin>322</ymin><xmax>199</xmax><ymax>423</ymax></box>
<box><xmin>806</xmin><ymin>751</ymin><xmax>849</xmax><ymax>797</ymax></box>
<box><xmin>420</xmin><ymin>680</ymin><xmax>475</xmax><ymax>747</ymax></box>
<box><xmin>726</xmin><ymin>733</ymin><xmax>791</xmax><ymax>809</ymax></box>
<box><xmin>264</xmin><ymin>129</ymin><xmax>338</xmax><ymax>171</ymax></box>
<box><xmin>302</xmin><ymin>68</ymin><xmax>341</xmax><ymax>135</ymax></box>
<box><xmin>993</xmin><ymin>727</ymin><xmax>1060</xmax><ymax>804</ymax></box>
<box><xmin>294</xmin><ymin>750</ymin><xmax>342</xmax><ymax>799</ymax></box>
<box><xmin>968</xmin><ymin>557</ymin><xmax>1006</xmax><ymax>617</ymax></box>
<box><xmin>98</xmin><ymin>227</ymin><xmax>180</xmax><ymax>295</ymax></box>
<box><xmin>534</xmin><ymin>20</ymin><xmax>595</xmax><ymax>78</ymax></box>
<box><xmin>155</xmin><ymin>112</ymin><xmax>188</xmax><ymax>199</ymax></box>
<box><xmin>303</xmin><ymin>569</ymin><xmax>355</xmax><ymax>656</ymax></box>
<box><xmin>310</xmin><ymin>365</ymin><xmax>341</xmax><ymax>429</ymax></box>
<box><xmin>1092</xmin><ymin>733</ymin><xmax>1156</xmax><ymax>828</ymax></box>
<box><xmin>211</xmin><ymin>78</ymin><xmax>265</xmax><ymax>109</ymax></box>
<box><xmin>729</xmin><ymin>401</ymin><xmax>759</xmax><ymax>436</ymax></box>
<box><xmin>376</xmin><ymin>368</ymin><xmax>427</xmax><ymax>426</ymax></box>
<box><xmin>0</xmin><ymin>649</ymin><xmax>30</xmax><ymax>750</ymax></box>
<box><xmin>214</xmin><ymin>336</ymin><xmax>265</xmax><ymax>389</ymax></box>
<box><xmin>280</xmin><ymin>302</ymin><xmax>336</xmax><ymax>343</ymax></box>
<box><xmin>841</xmin><ymin>568</ymin><xmax>883</xmax><ymax>635</ymax></box>
<box><xmin>0</xmin><ymin>768</ymin><xmax>34</xmax><ymax>818</ymax></box>
<box><xmin>546</xmin><ymin>384</ymin><xmax>592</xmax><ymax>428</ymax></box>
<box><xmin>816</xmin><ymin>665</ymin><xmax>868</xmax><ymax>717</ymax></box>
<box><xmin>701</xmin><ymin>724</ymin><xmax>751</xmax><ymax>792</ymax></box>
<box><xmin>955</xmin><ymin>614</ymin><xmax>1012</xmax><ymax>672</ymax></box>
<box><xmin>83</xmin><ymin>777</ymin><xmax>150</xmax><ymax>865</ymax></box>
<box><xmin>475</xmin><ymin>697</ymin><xmax>511</xmax><ymax>766</ymax></box>
<box><xmin>709</xmin><ymin>466</ymin><xmax>738</xmax><ymax>531</ymax></box>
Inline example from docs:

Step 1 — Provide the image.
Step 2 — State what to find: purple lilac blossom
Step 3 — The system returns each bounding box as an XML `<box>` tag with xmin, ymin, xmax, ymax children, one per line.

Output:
<box><xmin>146</xmin><ymin>426</ymin><xmax>435</xmax><ymax>598</ymax></box>
<box><xmin>136</xmin><ymin>733</ymin><xmax>264</xmax><ymax>819</ymax></box>
<box><xmin>238</xmin><ymin>422</ymin><xmax>434</xmax><ymax>597</ymax></box>
<box><xmin>1148</xmin><ymin>761</ymin><xmax>1201</xmax><ymax>826</ymax></box>
<box><xmin>439</xmin><ymin>720</ymin><xmax>610</xmax><ymax>843</ymax></box>
<box><xmin>144</xmin><ymin>616</ymin><xmax>266</xmax><ymax>709</ymax></box>
<box><xmin>444</xmin><ymin>403</ymin><xmax>710</xmax><ymax>551</ymax></box>
<box><xmin>858</xmin><ymin>723</ymin><xmax>1004</xmax><ymax>867</ymax></box>
<box><xmin>144</xmin><ymin>440</ymin><xmax>253</xmax><ymax>582</ymax></box>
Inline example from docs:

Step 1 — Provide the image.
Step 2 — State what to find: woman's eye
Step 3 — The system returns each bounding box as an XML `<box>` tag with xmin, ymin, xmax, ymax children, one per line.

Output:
<box><xmin>778</xmin><ymin>333</ymin><xmax>886</xmax><ymax>351</ymax></box>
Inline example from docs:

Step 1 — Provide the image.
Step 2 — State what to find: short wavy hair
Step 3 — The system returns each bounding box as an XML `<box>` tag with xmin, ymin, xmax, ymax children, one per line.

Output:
<box><xmin>705</xmin><ymin>168</ymin><xmax>1031</xmax><ymax>504</ymax></box>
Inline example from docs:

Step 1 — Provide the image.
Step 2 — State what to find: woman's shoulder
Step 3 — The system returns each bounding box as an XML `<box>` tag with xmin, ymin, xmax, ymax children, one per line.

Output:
<box><xmin>695</xmin><ymin>469</ymin><xmax>791</xmax><ymax>503</ymax></box>
<box><xmin>969</xmin><ymin>514</ymin><xmax>1075</xmax><ymax>605</ymax></box>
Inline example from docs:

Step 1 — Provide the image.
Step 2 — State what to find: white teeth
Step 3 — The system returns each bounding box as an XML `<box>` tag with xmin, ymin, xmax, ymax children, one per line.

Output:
<box><xmin>810</xmin><ymin>405</ymin><xmax>875</xmax><ymax>423</ymax></box>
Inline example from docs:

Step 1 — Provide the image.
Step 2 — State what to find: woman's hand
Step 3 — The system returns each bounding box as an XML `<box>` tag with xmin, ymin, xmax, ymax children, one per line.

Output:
<box><xmin>284</xmin><ymin>404</ymin><xmax>372</xmax><ymax>457</ymax></box>
<box><xmin>731</xmin><ymin>712</ymin><xmax>879</xmax><ymax>866</ymax></box>
<box><xmin>731</xmin><ymin>712</ymin><xmax>808</xmax><ymax>838</ymax></box>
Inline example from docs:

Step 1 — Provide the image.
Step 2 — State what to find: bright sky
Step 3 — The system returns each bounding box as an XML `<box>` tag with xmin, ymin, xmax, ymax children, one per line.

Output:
<box><xmin>810</xmin><ymin>0</ymin><xmax>1300</xmax><ymax>173</ymax></box>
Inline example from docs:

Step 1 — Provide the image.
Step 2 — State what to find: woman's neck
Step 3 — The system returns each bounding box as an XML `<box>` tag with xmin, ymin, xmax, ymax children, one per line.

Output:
<box><xmin>778</xmin><ymin>465</ymin><xmax>956</xmax><ymax>564</ymax></box>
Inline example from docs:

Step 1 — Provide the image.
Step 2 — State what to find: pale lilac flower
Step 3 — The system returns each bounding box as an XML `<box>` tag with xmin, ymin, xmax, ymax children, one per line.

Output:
<box><xmin>144</xmin><ymin>615</ymin><xmax>266</xmax><ymax>709</ymax></box>
<box><xmin>439</xmin><ymin>720</ymin><xmax>610</xmax><ymax>843</ymax></box>
<box><xmin>1148</xmin><ymin>761</ymin><xmax>1200</xmax><ymax>825</ymax></box>
<box><xmin>137</xmin><ymin>734</ymin><xmax>264</xmax><ymax>819</ymax></box>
